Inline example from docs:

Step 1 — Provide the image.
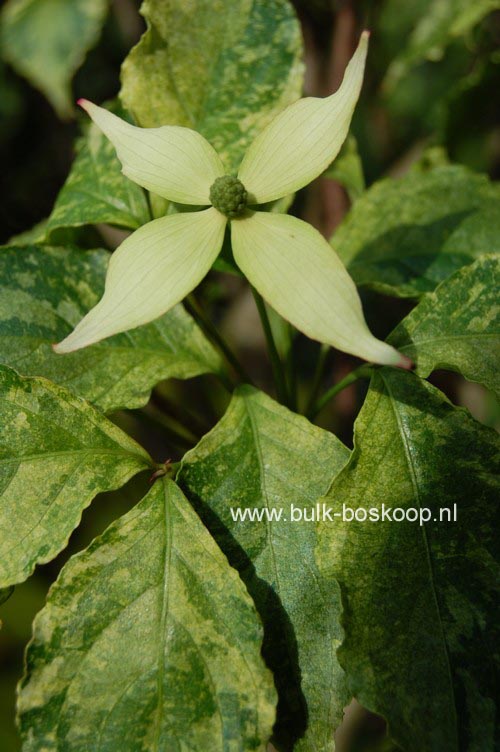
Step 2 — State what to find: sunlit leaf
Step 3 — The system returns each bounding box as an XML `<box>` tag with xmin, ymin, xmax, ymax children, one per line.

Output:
<box><xmin>0</xmin><ymin>245</ymin><xmax>222</xmax><ymax>412</ymax></box>
<box><xmin>120</xmin><ymin>0</ymin><xmax>304</xmax><ymax>172</ymax></box>
<box><xmin>317</xmin><ymin>370</ymin><xmax>499</xmax><ymax>751</ymax></box>
<box><xmin>334</xmin><ymin>164</ymin><xmax>500</xmax><ymax>297</ymax></box>
<box><xmin>180</xmin><ymin>387</ymin><xmax>350</xmax><ymax>751</ymax></box>
<box><xmin>389</xmin><ymin>254</ymin><xmax>500</xmax><ymax>396</ymax></box>
<box><xmin>18</xmin><ymin>479</ymin><xmax>276</xmax><ymax>751</ymax></box>
<box><xmin>0</xmin><ymin>365</ymin><xmax>151</xmax><ymax>588</ymax></box>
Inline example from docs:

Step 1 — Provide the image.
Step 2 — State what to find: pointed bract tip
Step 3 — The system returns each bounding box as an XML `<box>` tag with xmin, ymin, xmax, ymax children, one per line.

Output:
<box><xmin>52</xmin><ymin>339</ymin><xmax>75</xmax><ymax>355</ymax></box>
<box><xmin>76</xmin><ymin>98</ymin><xmax>90</xmax><ymax>111</ymax></box>
<box><xmin>396</xmin><ymin>354</ymin><xmax>414</xmax><ymax>371</ymax></box>
<box><xmin>362</xmin><ymin>29</ymin><xmax>371</xmax><ymax>39</ymax></box>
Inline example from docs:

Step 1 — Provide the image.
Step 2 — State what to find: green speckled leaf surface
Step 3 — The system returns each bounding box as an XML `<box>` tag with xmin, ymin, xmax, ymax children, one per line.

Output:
<box><xmin>333</xmin><ymin>165</ymin><xmax>500</xmax><ymax>297</ymax></box>
<box><xmin>121</xmin><ymin>0</ymin><xmax>304</xmax><ymax>173</ymax></box>
<box><xmin>179</xmin><ymin>386</ymin><xmax>350</xmax><ymax>751</ymax></box>
<box><xmin>18</xmin><ymin>479</ymin><xmax>276</xmax><ymax>751</ymax></box>
<box><xmin>0</xmin><ymin>245</ymin><xmax>222</xmax><ymax>412</ymax></box>
<box><xmin>389</xmin><ymin>255</ymin><xmax>500</xmax><ymax>396</ymax></box>
<box><xmin>0</xmin><ymin>0</ymin><xmax>108</xmax><ymax>117</ymax></box>
<box><xmin>317</xmin><ymin>370</ymin><xmax>500</xmax><ymax>752</ymax></box>
<box><xmin>323</xmin><ymin>136</ymin><xmax>365</xmax><ymax>202</ymax></box>
<box><xmin>0</xmin><ymin>365</ymin><xmax>151</xmax><ymax>588</ymax></box>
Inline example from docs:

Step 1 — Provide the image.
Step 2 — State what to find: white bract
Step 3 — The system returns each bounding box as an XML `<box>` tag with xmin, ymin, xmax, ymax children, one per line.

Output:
<box><xmin>54</xmin><ymin>33</ymin><xmax>409</xmax><ymax>368</ymax></box>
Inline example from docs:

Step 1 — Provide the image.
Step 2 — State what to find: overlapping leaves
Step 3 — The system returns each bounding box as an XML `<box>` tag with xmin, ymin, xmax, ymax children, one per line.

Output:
<box><xmin>46</xmin><ymin>111</ymin><xmax>151</xmax><ymax>236</ymax></box>
<box><xmin>333</xmin><ymin>164</ymin><xmax>500</xmax><ymax>297</ymax></box>
<box><xmin>0</xmin><ymin>245</ymin><xmax>222</xmax><ymax>412</ymax></box>
<box><xmin>120</xmin><ymin>0</ymin><xmax>304</xmax><ymax>173</ymax></box>
<box><xmin>2</xmin><ymin>1</ymin><xmax>499</xmax><ymax>750</ymax></box>
<box><xmin>389</xmin><ymin>254</ymin><xmax>500</xmax><ymax>396</ymax></box>
<box><xmin>180</xmin><ymin>387</ymin><xmax>350</xmax><ymax>751</ymax></box>
<box><xmin>18</xmin><ymin>479</ymin><xmax>276</xmax><ymax>751</ymax></box>
<box><xmin>0</xmin><ymin>365</ymin><xmax>151</xmax><ymax>588</ymax></box>
<box><xmin>0</xmin><ymin>0</ymin><xmax>108</xmax><ymax>117</ymax></box>
<box><xmin>317</xmin><ymin>370</ymin><xmax>499</xmax><ymax>751</ymax></box>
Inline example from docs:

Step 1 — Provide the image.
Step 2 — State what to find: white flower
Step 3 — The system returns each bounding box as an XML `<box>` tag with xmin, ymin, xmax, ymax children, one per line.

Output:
<box><xmin>54</xmin><ymin>32</ymin><xmax>408</xmax><ymax>368</ymax></box>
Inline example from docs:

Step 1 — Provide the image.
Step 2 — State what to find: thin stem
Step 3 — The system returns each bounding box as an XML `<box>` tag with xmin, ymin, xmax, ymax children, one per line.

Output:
<box><xmin>251</xmin><ymin>287</ymin><xmax>289</xmax><ymax>406</ymax></box>
<box><xmin>151</xmin><ymin>387</ymin><xmax>211</xmax><ymax>437</ymax></box>
<box><xmin>308</xmin><ymin>364</ymin><xmax>373</xmax><ymax>420</ymax></box>
<box><xmin>133</xmin><ymin>406</ymin><xmax>196</xmax><ymax>452</ymax></box>
<box><xmin>145</xmin><ymin>403</ymin><xmax>199</xmax><ymax>444</ymax></box>
<box><xmin>185</xmin><ymin>295</ymin><xmax>252</xmax><ymax>387</ymax></box>
<box><xmin>285</xmin><ymin>327</ymin><xmax>297</xmax><ymax>412</ymax></box>
<box><xmin>304</xmin><ymin>343</ymin><xmax>330</xmax><ymax>416</ymax></box>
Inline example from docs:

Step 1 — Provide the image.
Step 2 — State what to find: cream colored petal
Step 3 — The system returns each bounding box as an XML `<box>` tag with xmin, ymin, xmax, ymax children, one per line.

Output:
<box><xmin>238</xmin><ymin>32</ymin><xmax>369</xmax><ymax>204</ymax></box>
<box><xmin>231</xmin><ymin>212</ymin><xmax>410</xmax><ymax>367</ymax></box>
<box><xmin>79</xmin><ymin>100</ymin><xmax>225</xmax><ymax>204</ymax></box>
<box><xmin>54</xmin><ymin>209</ymin><xmax>227</xmax><ymax>352</ymax></box>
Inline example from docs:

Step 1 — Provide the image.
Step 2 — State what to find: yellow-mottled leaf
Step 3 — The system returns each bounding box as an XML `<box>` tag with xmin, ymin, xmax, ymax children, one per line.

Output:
<box><xmin>18</xmin><ymin>479</ymin><xmax>276</xmax><ymax>751</ymax></box>
<box><xmin>0</xmin><ymin>366</ymin><xmax>151</xmax><ymax>588</ymax></box>
<box><xmin>121</xmin><ymin>0</ymin><xmax>304</xmax><ymax>173</ymax></box>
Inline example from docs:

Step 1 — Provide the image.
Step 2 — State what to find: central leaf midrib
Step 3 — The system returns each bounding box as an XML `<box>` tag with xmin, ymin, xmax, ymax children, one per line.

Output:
<box><xmin>400</xmin><ymin>332</ymin><xmax>498</xmax><ymax>350</ymax></box>
<box><xmin>244</xmin><ymin>400</ymin><xmax>282</xmax><ymax>594</ymax></box>
<box><xmin>152</xmin><ymin>481</ymin><xmax>173</xmax><ymax>751</ymax></box>
<box><xmin>0</xmin><ymin>448</ymin><xmax>146</xmax><ymax>466</ymax></box>
<box><xmin>382</xmin><ymin>373</ymin><xmax>459</xmax><ymax>748</ymax></box>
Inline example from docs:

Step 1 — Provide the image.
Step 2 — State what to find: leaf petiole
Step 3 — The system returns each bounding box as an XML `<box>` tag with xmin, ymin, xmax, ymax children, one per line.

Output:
<box><xmin>308</xmin><ymin>364</ymin><xmax>373</xmax><ymax>420</ymax></box>
<box><xmin>184</xmin><ymin>294</ymin><xmax>252</xmax><ymax>388</ymax></box>
<box><xmin>251</xmin><ymin>287</ymin><xmax>290</xmax><ymax>407</ymax></box>
<box><xmin>304</xmin><ymin>343</ymin><xmax>330</xmax><ymax>417</ymax></box>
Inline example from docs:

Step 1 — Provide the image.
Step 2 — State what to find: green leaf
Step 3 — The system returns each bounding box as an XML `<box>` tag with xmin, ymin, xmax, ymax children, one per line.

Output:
<box><xmin>384</xmin><ymin>0</ymin><xmax>500</xmax><ymax>89</ymax></box>
<box><xmin>120</xmin><ymin>0</ymin><xmax>304</xmax><ymax>173</ymax></box>
<box><xmin>18</xmin><ymin>478</ymin><xmax>276</xmax><ymax>750</ymax></box>
<box><xmin>0</xmin><ymin>365</ymin><xmax>151</xmax><ymax>588</ymax></box>
<box><xmin>333</xmin><ymin>164</ymin><xmax>500</xmax><ymax>297</ymax></box>
<box><xmin>0</xmin><ymin>585</ymin><xmax>14</xmax><ymax>631</ymax></box>
<box><xmin>317</xmin><ymin>370</ymin><xmax>499</xmax><ymax>751</ymax></box>
<box><xmin>0</xmin><ymin>245</ymin><xmax>222</xmax><ymax>412</ymax></box>
<box><xmin>0</xmin><ymin>0</ymin><xmax>108</xmax><ymax>118</ymax></box>
<box><xmin>8</xmin><ymin>219</ymin><xmax>48</xmax><ymax>246</ymax></box>
<box><xmin>0</xmin><ymin>586</ymin><xmax>14</xmax><ymax>606</ymax></box>
<box><xmin>179</xmin><ymin>386</ymin><xmax>350</xmax><ymax>751</ymax></box>
<box><xmin>389</xmin><ymin>255</ymin><xmax>500</xmax><ymax>397</ymax></box>
<box><xmin>46</xmin><ymin>117</ymin><xmax>151</xmax><ymax>236</ymax></box>
<box><xmin>323</xmin><ymin>136</ymin><xmax>365</xmax><ymax>202</ymax></box>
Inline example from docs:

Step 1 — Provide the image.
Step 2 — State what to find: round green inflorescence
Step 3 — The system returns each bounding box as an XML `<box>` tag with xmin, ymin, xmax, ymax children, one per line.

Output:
<box><xmin>209</xmin><ymin>175</ymin><xmax>248</xmax><ymax>218</ymax></box>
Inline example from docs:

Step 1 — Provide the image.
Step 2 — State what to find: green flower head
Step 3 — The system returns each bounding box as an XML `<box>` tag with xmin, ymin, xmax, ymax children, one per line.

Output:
<box><xmin>54</xmin><ymin>32</ymin><xmax>408</xmax><ymax>369</ymax></box>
